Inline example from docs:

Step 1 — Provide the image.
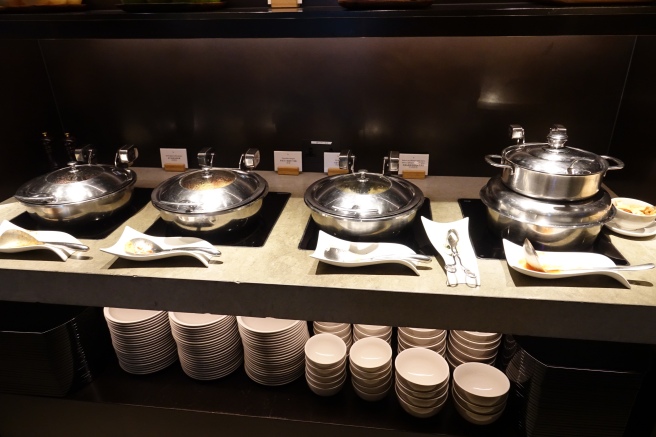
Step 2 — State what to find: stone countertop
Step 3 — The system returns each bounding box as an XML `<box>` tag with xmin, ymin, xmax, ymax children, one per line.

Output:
<box><xmin>1</xmin><ymin>169</ymin><xmax>655</xmax><ymax>344</ymax></box>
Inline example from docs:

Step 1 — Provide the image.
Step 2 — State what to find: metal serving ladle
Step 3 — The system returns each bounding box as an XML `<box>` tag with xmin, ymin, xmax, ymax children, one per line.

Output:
<box><xmin>522</xmin><ymin>238</ymin><xmax>654</xmax><ymax>273</ymax></box>
<box><xmin>323</xmin><ymin>247</ymin><xmax>432</xmax><ymax>263</ymax></box>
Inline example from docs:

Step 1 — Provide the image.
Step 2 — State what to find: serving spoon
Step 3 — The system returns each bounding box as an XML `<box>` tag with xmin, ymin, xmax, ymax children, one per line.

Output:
<box><xmin>522</xmin><ymin>238</ymin><xmax>654</xmax><ymax>273</ymax></box>
<box><xmin>323</xmin><ymin>247</ymin><xmax>431</xmax><ymax>263</ymax></box>
<box><xmin>0</xmin><ymin>228</ymin><xmax>89</xmax><ymax>252</ymax></box>
<box><xmin>124</xmin><ymin>237</ymin><xmax>221</xmax><ymax>256</ymax></box>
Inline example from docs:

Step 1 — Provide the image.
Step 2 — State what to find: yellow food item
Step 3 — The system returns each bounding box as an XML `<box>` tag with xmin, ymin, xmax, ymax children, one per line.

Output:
<box><xmin>614</xmin><ymin>200</ymin><xmax>656</xmax><ymax>216</ymax></box>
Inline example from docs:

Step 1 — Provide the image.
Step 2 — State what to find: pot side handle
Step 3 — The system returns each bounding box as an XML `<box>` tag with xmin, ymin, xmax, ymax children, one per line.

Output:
<box><xmin>485</xmin><ymin>154</ymin><xmax>513</xmax><ymax>173</ymax></box>
<box><xmin>600</xmin><ymin>155</ymin><xmax>625</xmax><ymax>172</ymax></box>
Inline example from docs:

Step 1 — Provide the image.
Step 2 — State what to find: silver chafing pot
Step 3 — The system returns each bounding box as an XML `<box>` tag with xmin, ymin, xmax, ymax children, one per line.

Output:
<box><xmin>14</xmin><ymin>145</ymin><xmax>138</xmax><ymax>224</ymax></box>
<box><xmin>304</xmin><ymin>151</ymin><xmax>424</xmax><ymax>240</ymax></box>
<box><xmin>151</xmin><ymin>148</ymin><xmax>268</xmax><ymax>233</ymax></box>
<box><xmin>485</xmin><ymin>125</ymin><xmax>623</xmax><ymax>201</ymax></box>
<box><xmin>480</xmin><ymin>175</ymin><xmax>615</xmax><ymax>250</ymax></box>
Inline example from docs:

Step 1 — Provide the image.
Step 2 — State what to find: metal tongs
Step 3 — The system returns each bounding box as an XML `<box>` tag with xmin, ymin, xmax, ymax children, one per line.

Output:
<box><xmin>446</xmin><ymin>229</ymin><xmax>478</xmax><ymax>288</ymax></box>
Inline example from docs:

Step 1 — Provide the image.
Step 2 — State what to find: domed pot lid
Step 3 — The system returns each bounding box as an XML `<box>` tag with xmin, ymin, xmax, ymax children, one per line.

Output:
<box><xmin>502</xmin><ymin>126</ymin><xmax>611</xmax><ymax>176</ymax></box>
<box><xmin>15</xmin><ymin>162</ymin><xmax>136</xmax><ymax>206</ymax></box>
<box><xmin>304</xmin><ymin>170</ymin><xmax>424</xmax><ymax>219</ymax></box>
<box><xmin>151</xmin><ymin>167</ymin><xmax>268</xmax><ymax>215</ymax></box>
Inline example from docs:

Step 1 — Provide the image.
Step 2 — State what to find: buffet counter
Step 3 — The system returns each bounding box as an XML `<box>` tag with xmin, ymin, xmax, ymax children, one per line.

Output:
<box><xmin>1</xmin><ymin>169</ymin><xmax>655</xmax><ymax>344</ymax></box>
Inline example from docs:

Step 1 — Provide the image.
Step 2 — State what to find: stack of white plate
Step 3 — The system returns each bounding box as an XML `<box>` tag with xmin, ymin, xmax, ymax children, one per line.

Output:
<box><xmin>452</xmin><ymin>362</ymin><xmax>510</xmax><ymax>425</ymax></box>
<box><xmin>168</xmin><ymin>312</ymin><xmax>243</xmax><ymax>381</ymax></box>
<box><xmin>394</xmin><ymin>348</ymin><xmax>450</xmax><ymax>418</ymax></box>
<box><xmin>312</xmin><ymin>321</ymin><xmax>352</xmax><ymax>349</ymax></box>
<box><xmin>237</xmin><ymin>316</ymin><xmax>310</xmax><ymax>386</ymax></box>
<box><xmin>103</xmin><ymin>308</ymin><xmax>177</xmax><ymax>375</ymax></box>
<box><xmin>349</xmin><ymin>337</ymin><xmax>393</xmax><ymax>401</ymax></box>
<box><xmin>397</xmin><ymin>327</ymin><xmax>447</xmax><ymax>355</ymax></box>
<box><xmin>304</xmin><ymin>333</ymin><xmax>348</xmax><ymax>396</ymax></box>
<box><xmin>352</xmin><ymin>324</ymin><xmax>392</xmax><ymax>344</ymax></box>
<box><xmin>446</xmin><ymin>330</ymin><xmax>502</xmax><ymax>369</ymax></box>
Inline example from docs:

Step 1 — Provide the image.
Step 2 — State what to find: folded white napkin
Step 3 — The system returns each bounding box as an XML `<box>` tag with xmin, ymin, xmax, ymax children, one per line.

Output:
<box><xmin>421</xmin><ymin>216</ymin><xmax>480</xmax><ymax>287</ymax></box>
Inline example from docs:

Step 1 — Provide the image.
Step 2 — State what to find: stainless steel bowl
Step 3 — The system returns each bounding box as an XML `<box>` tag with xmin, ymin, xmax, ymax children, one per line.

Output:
<box><xmin>480</xmin><ymin>176</ymin><xmax>615</xmax><ymax>250</ymax></box>
<box><xmin>14</xmin><ymin>146</ymin><xmax>138</xmax><ymax>224</ymax></box>
<box><xmin>304</xmin><ymin>170</ymin><xmax>424</xmax><ymax>240</ymax></box>
<box><xmin>151</xmin><ymin>149</ymin><xmax>268</xmax><ymax>233</ymax></box>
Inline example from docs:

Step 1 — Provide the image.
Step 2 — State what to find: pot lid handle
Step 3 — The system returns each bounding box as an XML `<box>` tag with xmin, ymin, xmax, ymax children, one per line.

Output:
<box><xmin>74</xmin><ymin>145</ymin><xmax>96</xmax><ymax>164</ymax></box>
<box><xmin>197</xmin><ymin>147</ymin><xmax>214</xmax><ymax>173</ymax></box>
<box><xmin>509</xmin><ymin>125</ymin><xmax>525</xmax><ymax>144</ymax></box>
<box><xmin>239</xmin><ymin>148</ymin><xmax>261</xmax><ymax>171</ymax></box>
<box><xmin>339</xmin><ymin>150</ymin><xmax>356</xmax><ymax>173</ymax></box>
<box><xmin>383</xmin><ymin>151</ymin><xmax>400</xmax><ymax>176</ymax></box>
<box><xmin>115</xmin><ymin>144</ymin><xmax>138</xmax><ymax>168</ymax></box>
<box><xmin>546</xmin><ymin>125</ymin><xmax>568</xmax><ymax>149</ymax></box>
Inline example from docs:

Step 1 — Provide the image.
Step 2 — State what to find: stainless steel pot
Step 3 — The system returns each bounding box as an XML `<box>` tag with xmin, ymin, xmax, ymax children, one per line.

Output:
<box><xmin>485</xmin><ymin>125</ymin><xmax>624</xmax><ymax>201</ymax></box>
<box><xmin>480</xmin><ymin>176</ymin><xmax>615</xmax><ymax>250</ymax></box>
<box><xmin>14</xmin><ymin>145</ymin><xmax>138</xmax><ymax>224</ymax></box>
<box><xmin>304</xmin><ymin>151</ymin><xmax>424</xmax><ymax>240</ymax></box>
<box><xmin>151</xmin><ymin>148</ymin><xmax>268</xmax><ymax>233</ymax></box>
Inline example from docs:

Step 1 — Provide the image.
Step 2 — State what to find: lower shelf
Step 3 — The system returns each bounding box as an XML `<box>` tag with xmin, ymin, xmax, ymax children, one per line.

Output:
<box><xmin>0</xmin><ymin>356</ymin><xmax>519</xmax><ymax>437</ymax></box>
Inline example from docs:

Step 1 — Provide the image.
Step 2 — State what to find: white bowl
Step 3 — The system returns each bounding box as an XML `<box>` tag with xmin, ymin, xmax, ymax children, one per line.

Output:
<box><xmin>350</xmin><ymin>369</ymin><xmax>393</xmax><ymax>389</ymax></box>
<box><xmin>452</xmin><ymin>386</ymin><xmax>505</xmax><ymax>425</ymax></box>
<box><xmin>451</xmin><ymin>383</ymin><xmax>506</xmax><ymax>415</ymax></box>
<box><xmin>396</xmin><ymin>389</ymin><xmax>447</xmax><ymax>418</ymax></box>
<box><xmin>306</xmin><ymin>373</ymin><xmax>346</xmax><ymax>396</ymax></box>
<box><xmin>306</xmin><ymin>355</ymin><xmax>347</xmax><ymax>376</ymax></box>
<box><xmin>306</xmin><ymin>366</ymin><xmax>347</xmax><ymax>385</ymax></box>
<box><xmin>448</xmin><ymin>336</ymin><xmax>498</xmax><ymax>361</ymax></box>
<box><xmin>452</xmin><ymin>362</ymin><xmax>510</xmax><ymax>407</ymax></box>
<box><xmin>395</xmin><ymin>373</ymin><xmax>447</xmax><ymax>399</ymax></box>
<box><xmin>398</xmin><ymin>333</ymin><xmax>446</xmax><ymax>351</ymax></box>
<box><xmin>449</xmin><ymin>330</ymin><xmax>499</xmax><ymax>352</ymax></box>
<box><xmin>349</xmin><ymin>337</ymin><xmax>392</xmax><ymax>373</ymax></box>
<box><xmin>305</xmin><ymin>333</ymin><xmax>347</xmax><ymax>368</ymax></box>
<box><xmin>399</xmin><ymin>327</ymin><xmax>446</xmax><ymax>339</ymax></box>
<box><xmin>398</xmin><ymin>328</ymin><xmax>447</xmax><ymax>346</ymax></box>
<box><xmin>611</xmin><ymin>197</ymin><xmax>656</xmax><ymax>230</ymax></box>
<box><xmin>352</xmin><ymin>380</ymin><xmax>391</xmax><ymax>401</ymax></box>
<box><xmin>349</xmin><ymin>360</ymin><xmax>391</xmax><ymax>379</ymax></box>
<box><xmin>395</xmin><ymin>380</ymin><xmax>448</xmax><ymax>408</ymax></box>
<box><xmin>168</xmin><ymin>312</ymin><xmax>228</xmax><ymax>328</ymax></box>
<box><xmin>451</xmin><ymin>330</ymin><xmax>502</xmax><ymax>344</ymax></box>
<box><xmin>313</xmin><ymin>323</ymin><xmax>351</xmax><ymax>337</ymax></box>
<box><xmin>395</xmin><ymin>348</ymin><xmax>449</xmax><ymax>392</ymax></box>
<box><xmin>353</xmin><ymin>324</ymin><xmax>391</xmax><ymax>336</ymax></box>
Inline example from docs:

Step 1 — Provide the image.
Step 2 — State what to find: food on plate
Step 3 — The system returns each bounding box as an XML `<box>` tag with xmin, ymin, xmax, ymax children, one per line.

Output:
<box><xmin>613</xmin><ymin>199</ymin><xmax>656</xmax><ymax>216</ymax></box>
<box><xmin>124</xmin><ymin>239</ymin><xmax>154</xmax><ymax>255</ymax></box>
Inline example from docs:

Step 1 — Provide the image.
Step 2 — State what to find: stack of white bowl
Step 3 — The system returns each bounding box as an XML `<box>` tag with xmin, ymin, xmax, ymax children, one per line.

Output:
<box><xmin>452</xmin><ymin>362</ymin><xmax>510</xmax><ymax>425</ymax></box>
<box><xmin>237</xmin><ymin>316</ymin><xmax>309</xmax><ymax>386</ymax></box>
<box><xmin>103</xmin><ymin>307</ymin><xmax>177</xmax><ymax>375</ymax></box>
<box><xmin>446</xmin><ymin>330</ymin><xmax>502</xmax><ymax>369</ymax></box>
<box><xmin>168</xmin><ymin>312</ymin><xmax>243</xmax><ymax>381</ymax></box>
<box><xmin>394</xmin><ymin>348</ymin><xmax>450</xmax><ymax>418</ymax></box>
<box><xmin>304</xmin><ymin>333</ymin><xmax>348</xmax><ymax>396</ymax></box>
<box><xmin>397</xmin><ymin>327</ymin><xmax>447</xmax><ymax>355</ymax></box>
<box><xmin>352</xmin><ymin>324</ymin><xmax>392</xmax><ymax>344</ymax></box>
<box><xmin>349</xmin><ymin>337</ymin><xmax>393</xmax><ymax>401</ymax></box>
<box><xmin>312</xmin><ymin>321</ymin><xmax>352</xmax><ymax>349</ymax></box>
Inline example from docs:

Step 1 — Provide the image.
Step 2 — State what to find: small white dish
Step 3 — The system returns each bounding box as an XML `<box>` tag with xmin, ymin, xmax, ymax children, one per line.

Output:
<box><xmin>421</xmin><ymin>216</ymin><xmax>480</xmax><ymax>287</ymax></box>
<box><xmin>0</xmin><ymin>220</ymin><xmax>83</xmax><ymax>261</ymax></box>
<box><xmin>502</xmin><ymin>239</ymin><xmax>631</xmax><ymax>289</ymax></box>
<box><xmin>310</xmin><ymin>230</ymin><xmax>423</xmax><ymax>275</ymax></box>
<box><xmin>101</xmin><ymin>226</ymin><xmax>215</xmax><ymax>266</ymax></box>
<box><xmin>605</xmin><ymin>220</ymin><xmax>656</xmax><ymax>238</ymax></box>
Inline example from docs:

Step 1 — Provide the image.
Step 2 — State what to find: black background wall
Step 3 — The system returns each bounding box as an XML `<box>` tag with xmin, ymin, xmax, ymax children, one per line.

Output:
<box><xmin>0</xmin><ymin>35</ymin><xmax>654</xmax><ymax>202</ymax></box>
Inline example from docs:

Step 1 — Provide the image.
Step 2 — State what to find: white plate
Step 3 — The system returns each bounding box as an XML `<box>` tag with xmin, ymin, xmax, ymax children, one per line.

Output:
<box><xmin>101</xmin><ymin>226</ymin><xmax>215</xmax><ymax>266</ymax></box>
<box><xmin>502</xmin><ymin>239</ymin><xmax>630</xmax><ymax>289</ymax></box>
<box><xmin>0</xmin><ymin>220</ymin><xmax>83</xmax><ymax>261</ymax></box>
<box><xmin>310</xmin><ymin>230</ymin><xmax>422</xmax><ymax>275</ymax></box>
<box><xmin>605</xmin><ymin>220</ymin><xmax>656</xmax><ymax>237</ymax></box>
<box><xmin>421</xmin><ymin>217</ymin><xmax>480</xmax><ymax>287</ymax></box>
